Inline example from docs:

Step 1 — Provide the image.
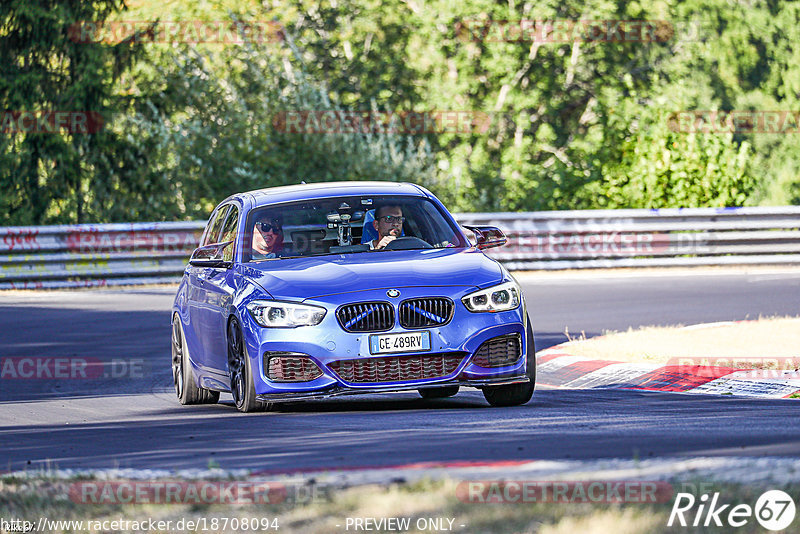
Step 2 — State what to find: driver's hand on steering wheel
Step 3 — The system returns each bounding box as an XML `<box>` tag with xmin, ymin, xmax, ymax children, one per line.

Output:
<box><xmin>375</xmin><ymin>235</ymin><xmax>397</xmax><ymax>250</ymax></box>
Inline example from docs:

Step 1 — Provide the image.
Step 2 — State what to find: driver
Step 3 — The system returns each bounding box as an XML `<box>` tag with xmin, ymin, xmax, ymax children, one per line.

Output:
<box><xmin>252</xmin><ymin>215</ymin><xmax>284</xmax><ymax>259</ymax></box>
<box><xmin>369</xmin><ymin>204</ymin><xmax>404</xmax><ymax>250</ymax></box>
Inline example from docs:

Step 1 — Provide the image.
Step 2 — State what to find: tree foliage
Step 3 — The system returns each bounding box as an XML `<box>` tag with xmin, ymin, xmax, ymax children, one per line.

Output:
<box><xmin>1</xmin><ymin>0</ymin><xmax>797</xmax><ymax>224</ymax></box>
<box><xmin>0</xmin><ymin>0</ymin><xmax>163</xmax><ymax>224</ymax></box>
<box><xmin>125</xmin><ymin>34</ymin><xmax>437</xmax><ymax>220</ymax></box>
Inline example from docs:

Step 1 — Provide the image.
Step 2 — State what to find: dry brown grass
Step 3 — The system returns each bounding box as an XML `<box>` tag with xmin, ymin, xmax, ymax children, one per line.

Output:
<box><xmin>557</xmin><ymin>317</ymin><xmax>800</xmax><ymax>367</ymax></box>
<box><xmin>0</xmin><ymin>476</ymin><xmax>707</xmax><ymax>534</ymax></box>
<box><xmin>538</xmin><ymin>507</ymin><xmax>662</xmax><ymax>534</ymax></box>
<box><xmin>5</xmin><ymin>475</ymin><xmax>794</xmax><ymax>534</ymax></box>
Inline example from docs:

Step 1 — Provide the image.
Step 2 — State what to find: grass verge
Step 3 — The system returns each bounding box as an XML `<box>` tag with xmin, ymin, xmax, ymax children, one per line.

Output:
<box><xmin>558</xmin><ymin>317</ymin><xmax>800</xmax><ymax>367</ymax></box>
<box><xmin>1</xmin><ymin>475</ymin><xmax>798</xmax><ymax>533</ymax></box>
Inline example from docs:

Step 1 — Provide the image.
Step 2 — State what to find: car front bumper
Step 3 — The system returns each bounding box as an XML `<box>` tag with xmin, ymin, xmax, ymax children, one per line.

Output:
<box><xmin>240</xmin><ymin>285</ymin><xmax>530</xmax><ymax>398</ymax></box>
<box><xmin>255</xmin><ymin>376</ymin><xmax>530</xmax><ymax>403</ymax></box>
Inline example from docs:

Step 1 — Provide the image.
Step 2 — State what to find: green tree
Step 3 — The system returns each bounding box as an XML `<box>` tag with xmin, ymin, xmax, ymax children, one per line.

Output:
<box><xmin>0</xmin><ymin>0</ymin><xmax>168</xmax><ymax>225</ymax></box>
<box><xmin>126</xmin><ymin>31</ymin><xmax>437</xmax><ymax>220</ymax></box>
<box><xmin>3</xmin><ymin>0</ymin><xmax>795</xmax><ymax>224</ymax></box>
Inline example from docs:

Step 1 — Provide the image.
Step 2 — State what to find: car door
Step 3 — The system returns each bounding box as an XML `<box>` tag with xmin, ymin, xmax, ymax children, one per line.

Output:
<box><xmin>200</xmin><ymin>204</ymin><xmax>240</xmax><ymax>374</ymax></box>
<box><xmin>187</xmin><ymin>204</ymin><xmax>231</xmax><ymax>373</ymax></box>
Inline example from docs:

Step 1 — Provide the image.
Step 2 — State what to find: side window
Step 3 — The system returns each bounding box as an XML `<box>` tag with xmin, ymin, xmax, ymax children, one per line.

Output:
<box><xmin>220</xmin><ymin>206</ymin><xmax>239</xmax><ymax>243</ymax></box>
<box><xmin>201</xmin><ymin>205</ymin><xmax>230</xmax><ymax>247</ymax></box>
<box><xmin>219</xmin><ymin>206</ymin><xmax>239</xmax><ymax>261</ymax></box>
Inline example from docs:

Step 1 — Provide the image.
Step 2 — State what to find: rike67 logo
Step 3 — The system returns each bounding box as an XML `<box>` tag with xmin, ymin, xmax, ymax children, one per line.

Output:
<box><xmin>668</xmin><ymin>490</ymin><xmax>796</xmax><ymax>531</ymax></box>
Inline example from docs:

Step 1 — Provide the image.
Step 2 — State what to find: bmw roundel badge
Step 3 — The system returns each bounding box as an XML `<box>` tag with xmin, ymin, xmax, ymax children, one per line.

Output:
<box><xmin>387</xmin><ymin>289</ymin><xmax>400</xmax><ymax>298</ymax></box>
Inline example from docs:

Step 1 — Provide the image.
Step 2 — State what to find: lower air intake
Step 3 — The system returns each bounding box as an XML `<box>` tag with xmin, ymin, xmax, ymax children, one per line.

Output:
<box><xmin>471</xmin><ymin>334</ymin><xmax>522</xmax><ymax>368</ymax></box>
<box><xmin>328</xmin><ymin>353</ymin><xmax>465</xmax><ymax>383</ymax></box>
<box><xmin>265</xmin><ymin>352</ymin><xmax>323</xmax><ymax>382</ymax></box>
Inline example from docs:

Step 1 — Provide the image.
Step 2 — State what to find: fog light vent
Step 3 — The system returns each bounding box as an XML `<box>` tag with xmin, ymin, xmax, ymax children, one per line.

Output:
<box><xmin>264</xmin><ymin>352</ymin><xmax>323</xmax><ymax>382</ymax></box>
<box><xmin>472</xmin><ymin>334</ymin><xmax>522</xmax><ymax>368</ymax></box>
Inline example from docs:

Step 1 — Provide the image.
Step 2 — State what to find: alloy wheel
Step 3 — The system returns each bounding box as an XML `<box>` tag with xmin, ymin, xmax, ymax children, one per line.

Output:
<box><xmin>227</xmin><ymin>321</ymin><xmax>246</xmax><ymax>409</ymax></box>
<box><xmin>171</xmin><ymin>319</ymin><xmax>184</xmax><ymax>399</ymax></box>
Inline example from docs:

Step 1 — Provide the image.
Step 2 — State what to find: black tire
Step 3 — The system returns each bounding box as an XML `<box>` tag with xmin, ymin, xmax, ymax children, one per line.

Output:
<box><xmin>419</xmin><ymin>386</ymin><xmax>460</xmax><ymax>399</ymax></box>
<box><xmin>482</xmin><ymin>317</ymin><xmax>536</xmax><ymax>407</ymax></box>
<box><xmin>227</xmin><ymin>317</ymin><xmax>267</xmax><ymax>413</ymax></box>
<box><xmin>172</xmin><ymin>315</ymin><xmax>220</xmax><ymax>405</ymax></box>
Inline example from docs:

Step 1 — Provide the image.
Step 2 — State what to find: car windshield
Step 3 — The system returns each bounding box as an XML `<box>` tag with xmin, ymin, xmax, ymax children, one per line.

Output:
<box><xmin>245</xmin><ymin>195</ymin><xmax>468</xmax><ymax>262</ymax></box>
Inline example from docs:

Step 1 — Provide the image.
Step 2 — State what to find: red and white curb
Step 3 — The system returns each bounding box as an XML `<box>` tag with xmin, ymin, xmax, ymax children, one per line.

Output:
<box><xmin>537</xmin><ymin>326</ymin><xmax>800</xmax><ymax>399</ymax></box>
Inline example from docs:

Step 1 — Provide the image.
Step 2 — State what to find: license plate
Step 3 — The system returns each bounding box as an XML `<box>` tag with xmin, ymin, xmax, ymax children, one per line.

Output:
<box><xmin>369</xmin><ymin>331</ymin><xmax>431</xmax><ymax>354</ymax></box>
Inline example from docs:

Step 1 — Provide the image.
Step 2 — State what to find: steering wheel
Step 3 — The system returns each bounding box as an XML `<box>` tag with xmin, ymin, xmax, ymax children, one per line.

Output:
<box><xmin>382</xmin><ymin>236</ymin><xmax>433</xmax><ymax>251</ymax></box>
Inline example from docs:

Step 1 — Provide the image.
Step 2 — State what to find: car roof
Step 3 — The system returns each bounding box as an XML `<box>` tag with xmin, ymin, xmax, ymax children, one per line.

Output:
<box><xmin>238</xmin><ymin>181</ymin><xmax>429</xmax><ymax>207</ymax></box>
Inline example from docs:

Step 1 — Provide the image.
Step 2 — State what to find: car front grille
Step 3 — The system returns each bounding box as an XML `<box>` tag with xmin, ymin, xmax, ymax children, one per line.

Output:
<box><xmin>328</xmin><ymin>353</ymin><xmax>466</xmax><ymax>383</ymax></box>
<box><xmin>264</xmin><ymin>352</ymin><xmax>323</xmax><ymax>382</ymax></box>
<box><xmin>336</xmin><ymin>302</ymin><xmax>394</xmax><ymax>332</ymax></box>
<box><xmin>398</xmin><ymin>298</ymin><xmax>454</xmax><ymax>329</ymax></box>
<box><xmin>471</xmin><ymin>334</ymin><xmax>522</xmax><ymax>368</ymax></box>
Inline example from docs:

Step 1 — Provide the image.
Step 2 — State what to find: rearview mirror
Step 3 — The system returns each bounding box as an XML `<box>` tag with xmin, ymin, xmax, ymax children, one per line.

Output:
<box><xmin>463</xmin><ymin>225</ymin><xmax>507</xmax><ymax>250</ymax></box>
<box><xmin>189</xmin><ymin>241</ymin><xmax>233</xmax><ymax>268</ymax></box>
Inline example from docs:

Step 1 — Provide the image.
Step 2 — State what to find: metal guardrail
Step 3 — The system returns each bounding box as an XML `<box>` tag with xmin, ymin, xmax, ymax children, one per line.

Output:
<box><xmin>0</xmin><ymin>222</ymin><xmax>204</xmax><ymax>289</ymax></box>
<box><xmin>460</xmin><ymin>206</ymin><xmax>800</xmax><ymax>270</ymax></box>
<box><xmin>1</xmin><ymin>207</ymin><xmax>799</xmax><ymax>289</ymax></box>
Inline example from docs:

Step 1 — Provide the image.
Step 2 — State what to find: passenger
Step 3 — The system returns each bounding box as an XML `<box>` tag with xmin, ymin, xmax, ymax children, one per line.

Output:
<box><xmin>369</xmin><ymin>205</ymin><xmax>405</xmax><ymax>250</ymax></box>
<box><xmin>252</xmin><ymin>216</ymin><xmax>284</xmax><ymax>259</ymax></box>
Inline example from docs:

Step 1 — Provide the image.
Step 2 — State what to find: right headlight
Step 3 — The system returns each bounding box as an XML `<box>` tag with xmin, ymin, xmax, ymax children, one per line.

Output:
<box><xmin>462</xmin><ymin>281</ymin><xmax>521</xmax><ymax>313</ymax></box>
<box><xmin>247</xmin><ymin>300</ymin><xmax>327</xmax><ymax>328</ymax></box>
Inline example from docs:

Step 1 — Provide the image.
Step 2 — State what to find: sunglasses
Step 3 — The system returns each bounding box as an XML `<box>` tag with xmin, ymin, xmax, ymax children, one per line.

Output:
<box><xmin>257</xmin><ymin>222</ymin><xmax>282</xmax><ymax>233</ymax></box>
<box><xmin>378</xmin><ymin>215</ymin><xmax>405</xmax><ymax>224</ymax></box>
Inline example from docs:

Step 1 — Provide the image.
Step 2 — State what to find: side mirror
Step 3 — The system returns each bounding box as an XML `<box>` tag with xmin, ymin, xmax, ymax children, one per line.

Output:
<box><xmin>189</xmin><ymin>241</ymin><xmax>233</xmax><ymax>268</ymax></box>
<box><xmin>463</xmin><ymin>225</ymin><xmax>507</xmax><ymax>250</ymax></box>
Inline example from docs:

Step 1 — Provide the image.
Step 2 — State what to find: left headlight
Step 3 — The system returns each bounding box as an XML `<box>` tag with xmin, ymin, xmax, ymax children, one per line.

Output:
<box><xmin>246</xmin><ymin>300</ymin><xmax>327</xmax><ymax>328</ymax></box>
<box><xmin>462</xmin><ymin>281</ymin><xmax>521</xmax><ymax>313</ymax></box>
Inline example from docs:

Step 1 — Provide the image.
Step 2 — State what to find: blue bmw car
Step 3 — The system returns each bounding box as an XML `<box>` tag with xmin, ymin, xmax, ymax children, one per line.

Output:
<box><xmin>171</xmin><ymin>181</ymin><xmax>535</xmax><ymax>412</ymax></box>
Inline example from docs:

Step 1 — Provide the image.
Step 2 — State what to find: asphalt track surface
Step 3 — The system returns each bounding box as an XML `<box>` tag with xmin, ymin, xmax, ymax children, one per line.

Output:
<box><xmin>1</xmin><ymin>270</ymin><xmax>799</xmax><ymax>472</ymax></box>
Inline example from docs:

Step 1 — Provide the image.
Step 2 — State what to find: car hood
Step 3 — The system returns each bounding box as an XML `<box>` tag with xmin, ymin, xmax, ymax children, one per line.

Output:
<box><xmin>239</xmin><ymin>248</ymin><xmax>502</xmax><ymax>300</ymax></box>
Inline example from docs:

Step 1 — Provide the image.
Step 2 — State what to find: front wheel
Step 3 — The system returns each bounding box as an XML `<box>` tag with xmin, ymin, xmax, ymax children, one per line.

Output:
<box><xmin>482</xmin><ymin>317</ymin><xmax>536</xmax><ymax>407</ymax></box>
<box><xmin>227</xmin><ymin>317</ymin><xmax>267</xmax><ymax>413</ymax></box>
